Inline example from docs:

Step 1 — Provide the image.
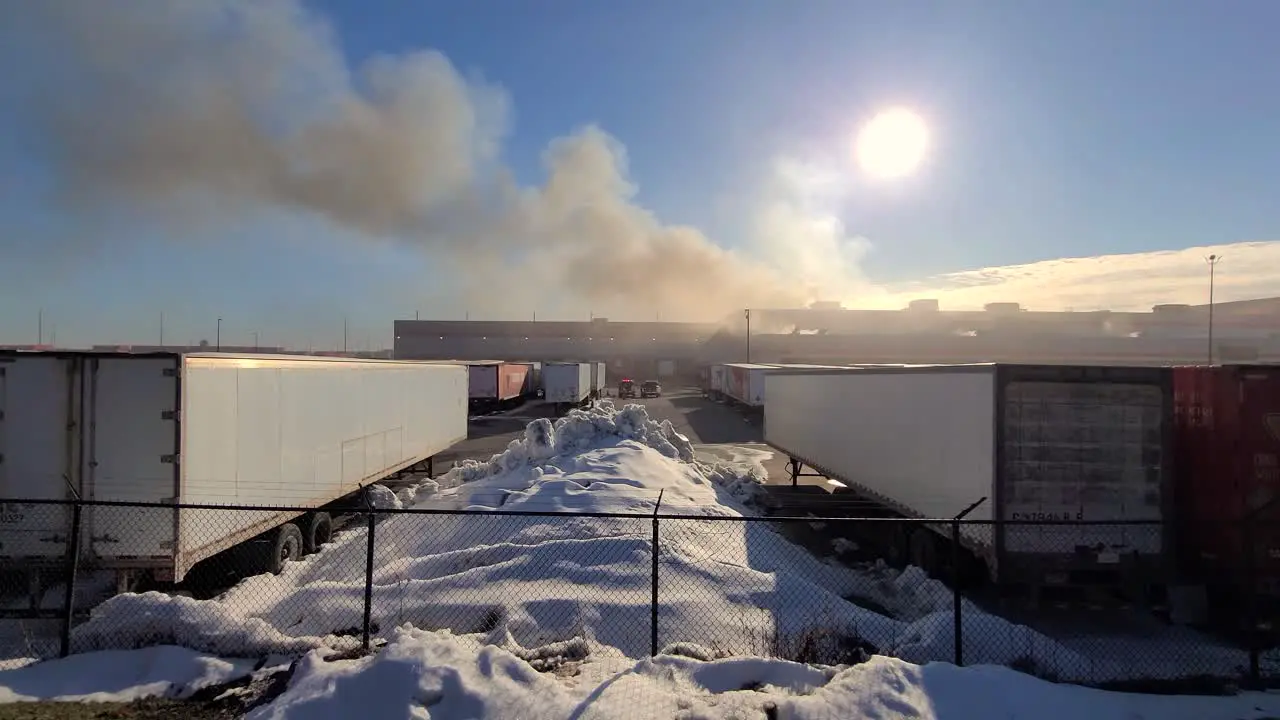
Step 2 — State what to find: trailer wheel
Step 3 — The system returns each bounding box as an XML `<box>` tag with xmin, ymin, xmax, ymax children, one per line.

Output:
<box><xmin>265</xmin><ymin>523</ymin><xmax>304</xmax><ymax>575</ymax></box>
<box><xmin>304</xmin><ymin>512</ymin><xmax>333</xmax><ymax>555</ymax></box>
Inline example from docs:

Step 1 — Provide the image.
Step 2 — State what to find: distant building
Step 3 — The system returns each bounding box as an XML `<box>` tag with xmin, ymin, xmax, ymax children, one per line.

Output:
<box><xmin>393</xmin><ymin>297</ymin><xmax>1280</xmax><ymax>369</ymax></box>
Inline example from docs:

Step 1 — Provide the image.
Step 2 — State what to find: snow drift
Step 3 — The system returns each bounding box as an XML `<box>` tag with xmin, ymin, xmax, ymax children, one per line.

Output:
<box><xmin>60</xmin><ymin>402</ymin><xmax>1235</xmax><ymax>686</ymax></box>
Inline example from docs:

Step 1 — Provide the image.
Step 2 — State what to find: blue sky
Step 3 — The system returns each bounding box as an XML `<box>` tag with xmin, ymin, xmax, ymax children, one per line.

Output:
<box><xmin>2</xmin><ymin>0</ymin><xmax>1278</xmax><ymax>347</ymax></box>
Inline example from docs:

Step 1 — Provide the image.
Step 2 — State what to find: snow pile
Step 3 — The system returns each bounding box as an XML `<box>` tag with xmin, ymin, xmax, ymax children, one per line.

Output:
<box><xmin>61</xmin><ymin>402</ymin><xmax>1214</xmax><ymax>685</ymax></box>
<box><xmin>0</xmin><ymin>646</ymin><xmax>254</xmax><ymax>703</ymax></box>
<box><xmin>12</xmin><ymin>629</ymin><xmax>1280</xmax><ymax>719</ymax></box>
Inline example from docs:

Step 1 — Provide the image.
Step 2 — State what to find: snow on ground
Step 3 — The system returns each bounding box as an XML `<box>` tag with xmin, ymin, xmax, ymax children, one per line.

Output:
<box><xmin>249</xmin><ymin>630</ymin><xmax>1280</xmax><ymax>720</ymax></box>
<box><xmin>0</xmin><ymin>645</ymin><xmax>255</xmax><ymax>702</ymax></box>
<box><xmin>7</xmin><ymin>628</ymin><xmax>1280</xmax><ymax>719</ymax></box>
<box><xmin>2</xmin><ymin>400</ymin><xmax>1272</xmax><ymax>715</ymax></box>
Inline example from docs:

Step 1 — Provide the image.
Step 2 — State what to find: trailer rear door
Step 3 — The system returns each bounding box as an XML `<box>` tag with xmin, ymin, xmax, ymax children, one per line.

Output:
<box><xmin>0</xmin><ymin>355</ymin><xmax>76</xmax><ymax>559</ymax></box>
<box><xmin>1001</xmin><ymin>378</ymin><xmax>1167</xmax><ymax>557</ymax></box>
<box><xmin>1237</xmin><ymin>368</ymin><xmax>1280</xmax><ymax>579</ymax></box>
<box><xmin>85</xmin><ymin>356</ymin><xmax>179</xmax><ymax>563</ymax></box>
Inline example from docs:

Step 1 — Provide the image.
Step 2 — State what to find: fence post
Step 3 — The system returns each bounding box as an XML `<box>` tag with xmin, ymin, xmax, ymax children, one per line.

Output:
<box><xmin>59</xmin><ymin>500</ymin><xmax>84</xmax><ymax>658</ymax></box>
<box><xmin>951</xmin><ymin>518</ymin><xmax>962</xmax><ymax>667</ymax></box>
<box><xmin>651</xmin><ymin>489</ymin><xmax>665</xmax><ymax>658</ymax></box>
<box><xmin>362</xmin><ymin>492</ymin><xmax>377</xmax><ymax>652</ymax></box>
<box><xmin>1244</xmin><ymin>515</ymin><xmax>1260</xmax><ymax>686</ymax></box>
<box><xmin>950</xmin><ymin>497</ymin><xmax>987</xmax><ymax>668</ymax></box>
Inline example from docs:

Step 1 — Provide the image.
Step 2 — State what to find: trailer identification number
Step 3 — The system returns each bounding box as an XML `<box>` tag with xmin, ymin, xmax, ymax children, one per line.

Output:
<box><xmin>1010</xmin><ymin>511</ymin><xmax>1085</xmax><ymax>521</ymax></box>
<box><xmin>0</xmin><ymin>506</ymin><xmax>25</xmax><ymax>524</ymax></box>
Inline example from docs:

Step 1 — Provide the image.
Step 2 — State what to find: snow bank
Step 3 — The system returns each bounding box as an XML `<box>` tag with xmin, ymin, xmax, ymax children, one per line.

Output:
<box><xmin>251</xmin><ymin>629</ymin><xmax>1280</xmax><ymax>720</ymax></box>
<box><xmin>0</xmin><ymin>646</ymin><xmax>254</xmax><ymax>703</ymax></box>
<box><xmin>8</xmin><ymin>629</ymin><xmax>1280</xmax><ymax>718</ymax></box>
<box><xmin>61</xmin><ymin>401</ymin><xmax>1222</xmax><ymax>685</ymax></box>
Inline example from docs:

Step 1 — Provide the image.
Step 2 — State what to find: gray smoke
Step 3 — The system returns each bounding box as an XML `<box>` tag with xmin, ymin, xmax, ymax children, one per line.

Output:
<box><xmin>7</xmin><ymin>0</ymin><xmax>825</xmax><ymax>321</ymax></box>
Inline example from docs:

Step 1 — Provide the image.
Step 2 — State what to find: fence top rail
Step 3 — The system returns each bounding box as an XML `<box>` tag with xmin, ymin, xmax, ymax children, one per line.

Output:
<box><xmin>0</xmin><ymin>496</ymin><xmax>1254</xmax><ymax>525</ymax></box>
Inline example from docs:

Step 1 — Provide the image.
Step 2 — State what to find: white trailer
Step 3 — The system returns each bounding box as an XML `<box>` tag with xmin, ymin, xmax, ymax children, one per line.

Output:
<box><xmin>722</xmin><ymin>363</ymin><xmax>775</xmax><ymax>407</ymax></box>
<box><xmin>708</xmin><ymin>364</ymin><xmax>727</xmax><ymax>398</ymax></box>
<box><xmin>0</xmin><ymin>352</ymin><xmax>469</xmax><ymax>590</ymax></box>
<box><xmin>543</xmin><ymin>362</ymin><xmax>592</xmax><ymax>408</ymax></box>
<box><xmin>657</xmin><ymin>360</ymin><xmax>676</xmax><ymax>378</ymax></box>
<box><xmin>763</xmin><ymin>363</ymin><xmax>1175</xmax><ymax>589</ymax></box>
<box><xmin>590</xmin><ymin>362</ymin><xmax>607</xmax><ymax>399</ymax></box>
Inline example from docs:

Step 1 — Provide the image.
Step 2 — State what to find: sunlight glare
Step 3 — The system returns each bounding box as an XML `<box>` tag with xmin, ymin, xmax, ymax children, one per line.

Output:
<box><xmin>853</xmin><ymin>108</ymin><xmax>929</xmax><ymax>180</ymax></box>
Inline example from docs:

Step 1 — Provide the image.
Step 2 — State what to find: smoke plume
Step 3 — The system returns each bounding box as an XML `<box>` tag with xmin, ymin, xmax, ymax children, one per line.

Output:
<box><xmin>7</xmin><ymin>0</ymin><xmax>869</xmax><ymax>321</ymax></box>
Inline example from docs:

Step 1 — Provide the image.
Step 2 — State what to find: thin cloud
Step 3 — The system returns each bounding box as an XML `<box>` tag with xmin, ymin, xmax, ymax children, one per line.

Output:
<box><xmin>871</xmin><ymin>241</ymin><xmax>1280</xmax><ymax>311</ymax></box>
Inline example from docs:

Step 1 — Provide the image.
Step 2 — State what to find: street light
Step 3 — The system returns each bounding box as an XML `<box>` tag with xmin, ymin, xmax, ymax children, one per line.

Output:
<box><xmin>1206</xmin><ymin>254</ymin><xmax>1222</xmax><ymax>365</ymax></box>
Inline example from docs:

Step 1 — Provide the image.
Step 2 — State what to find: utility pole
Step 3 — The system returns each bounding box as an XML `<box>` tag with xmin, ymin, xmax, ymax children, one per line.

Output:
<box><xmin>745</xmin><ymin>308</ymin><xmax>751</xmax><ymax>363</ymax></box>
<box><xmin>1206</xmin><ymin>254</ymin><xmax>1222</xmax><ymax>365</ymax></box>
<box><xmin>343</xmin><ymin>317</ymin><xmax>348</xmax><ymax>353</ymax></box>
<box><xmin>216</xmin><ymin>318</ymin><xmax>222</xmax><ymax>351</ymax></box>
<box><xmin>252</xmin><ymin>331</ymin><xmax>259</xmax><ymax>350</ymax></box>
<box><xmin>160</xmin><ymin>312</ymin><xmax>165</xmax><ymax>347</ymax></box>
<box><xmin>37</xmin><ymin>309</ymin><xmax>43</xmax><ymax>345</ymax></box>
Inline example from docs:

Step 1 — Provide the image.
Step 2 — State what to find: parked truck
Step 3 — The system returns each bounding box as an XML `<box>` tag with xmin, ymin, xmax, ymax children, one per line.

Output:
<box><xmin>0</xmin><ymin>351</ymin><xmax>469</xmax><ymax>599</ymax></box>
<box><xmin>763</xmin><ymin>363</ymin><xmax>1175</xmax><ymax>595</ymax></box>
<box><xmin>466</xmin><ymin>361</ymin><xmax>531</xmax><ymax>412</ymax></box>
<box><xmin>543</xmin><ymin>362</ymin><xmax>592</xmax><ymax>414</ymax></box>
<box><xmin>1173</xmin><ymin>364</ymin><xmax>1280</xmax><ymax>618</ymax></box>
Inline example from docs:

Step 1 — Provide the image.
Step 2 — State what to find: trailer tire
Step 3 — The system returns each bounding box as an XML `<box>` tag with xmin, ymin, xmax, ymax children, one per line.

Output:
<box><xmin>265</xmin><ymin>523</ymin><xmax>304</xmax><ymax>575</ymax></box>
<box><xmin>304</xmin><ymin>512</ymin><xmax>333</xmax><ymax>555</ymax></box>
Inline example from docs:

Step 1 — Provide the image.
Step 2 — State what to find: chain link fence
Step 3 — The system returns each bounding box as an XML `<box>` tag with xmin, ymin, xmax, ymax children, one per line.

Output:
<box><xmin>1</xmin><ymin>497</ymin><xmax>1277</xmax><ymax>693</ymax></box>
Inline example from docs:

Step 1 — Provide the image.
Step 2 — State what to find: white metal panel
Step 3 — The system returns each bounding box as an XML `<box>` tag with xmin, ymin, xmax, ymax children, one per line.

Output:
<box><xmin>178</xmin><ymin>356</ymin><xmax>468</xmax><ymax>576</ymax></box>
<box><xmin>543</xmin><ymin>363</ymin><xmax>590</xmax><ymax>403</ymax></box>
<box><xmin>595</xmin><ymin>362</ymin><xmax>607</xmax><ymax>393</ymax></box>
<box><xmin>764</xmin><ymin>369</ymin><xmax>997</xmax><ymax>545</ymax></box>
<box><xmin>0</xmin><ymin>355</ymin><xmax>75</xmax><ymax>558</ymax></box>
<box><xmin>87</xmin><ymin>356</ymin><xmax>180</xmax><ymax>561</ymax></box>
<box><xmin>468</xmin><ymin>364</ymin><xmax>499</xmax><ymax>399</ymax></box>
<box><xmin>658</xmin><ymin>360</ymin><xmax>676</xmax><ymax>378</ymax></box>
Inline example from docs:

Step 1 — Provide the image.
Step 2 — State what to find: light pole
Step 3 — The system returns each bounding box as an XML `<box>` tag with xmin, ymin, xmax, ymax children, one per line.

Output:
<box><xmin>745</xmin><ymin>309</ymin><xmax>751</xmax><ymax>363</ymax></box>
<box><xmin>216</xmin><ymin>318</ymin><xmax>222</xmax><ymax>352</ymax></box>
<box><xmin>1206</xmin><ymin>254</ymin><xmax>1222</xmax><ymax>365</ymax></box>
<box><xmin>252</xmin><ymin>331</ymin><xmax>259</xmax><ymax>350</ymax></box>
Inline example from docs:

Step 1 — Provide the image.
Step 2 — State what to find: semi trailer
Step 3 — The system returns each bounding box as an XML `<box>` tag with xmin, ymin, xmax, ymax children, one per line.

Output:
<box><xmin>543</xmin><ymin>362</ymin><xmax>593</xmax><ymax>414</ymax></box>
<box><xmin>763</xmin><ymin>363</ymin><xmax>1175</xmax><ymax>594</ymax></box>
<box><xmin>1173</xmin><ymin>364</ymin><xmax>1280</xmax><ymax>616</ymax></box>
<box><xmin>590</xmin><ymin>362</ymin><xmax>607</xmax><ymax>400</ymax></box>
<box><xmin>0</xmin><ymin>351</ymin><xmax>469</xmax><ymax>598</ymax></box>
<box><xmin>466</xmin><ymin>361</ymin><xmax>531</xmax><ymax>412</ymax></box>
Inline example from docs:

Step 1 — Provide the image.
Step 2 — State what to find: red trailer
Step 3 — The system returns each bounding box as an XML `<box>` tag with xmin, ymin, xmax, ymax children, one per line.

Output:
<box><xmin>467</xmin><ymin>361</ymin><xmax>531</xmax><ymax>410</ymax></box>
<box><xmin>1173</xmin><ymin>364</ymin><xmax>1280</xmax><ymax>605</ymax></box>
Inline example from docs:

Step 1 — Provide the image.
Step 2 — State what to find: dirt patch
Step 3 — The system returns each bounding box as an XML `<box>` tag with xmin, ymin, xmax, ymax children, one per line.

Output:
<box><xmin>0</xmin><ymin>661</ymin><xmax>298</xmax><ymax>720</ymax></box>
<box><xmin>0</xmin><ymin>698</ymin><xmax>236</xmax><ymax>720</ymax></box>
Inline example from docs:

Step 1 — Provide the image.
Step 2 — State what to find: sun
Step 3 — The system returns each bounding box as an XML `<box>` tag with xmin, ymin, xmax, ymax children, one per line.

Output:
<box><xmin>853</xmin><ymin>108</ymin><xmax>929</xmax><ymax>180</ymax></box>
